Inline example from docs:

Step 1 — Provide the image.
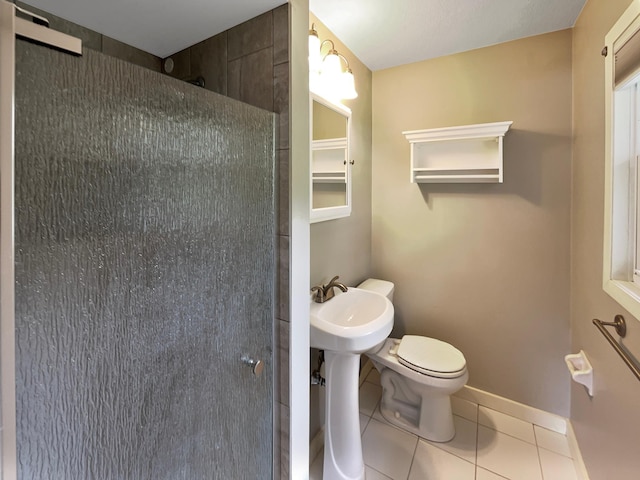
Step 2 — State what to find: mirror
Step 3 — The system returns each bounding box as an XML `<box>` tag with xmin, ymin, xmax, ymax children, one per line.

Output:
<box><xmin>310</xmin><ymin>93</ymin><xmax>352</xmax><ymax>223</ymax></box>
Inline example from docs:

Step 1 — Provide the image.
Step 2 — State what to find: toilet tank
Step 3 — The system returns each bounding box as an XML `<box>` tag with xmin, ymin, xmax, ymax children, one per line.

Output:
<box><xmin>357</xmin><ymin>278</ymin><xmax>395</xmax><ymax>302</ymax></box>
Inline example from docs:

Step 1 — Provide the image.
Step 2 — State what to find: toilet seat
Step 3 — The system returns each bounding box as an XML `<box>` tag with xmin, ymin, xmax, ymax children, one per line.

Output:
<box><xmin>395</xmin><ymin>335</ymin><xmax>466</xmax><ymax>379</ymax></box>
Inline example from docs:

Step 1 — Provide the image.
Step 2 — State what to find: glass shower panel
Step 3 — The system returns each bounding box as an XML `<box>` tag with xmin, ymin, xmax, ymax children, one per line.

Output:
<box><xmin>14</xmin><ymin>40</ymin><xmax>275</xmax><ymax>479</ymax></box>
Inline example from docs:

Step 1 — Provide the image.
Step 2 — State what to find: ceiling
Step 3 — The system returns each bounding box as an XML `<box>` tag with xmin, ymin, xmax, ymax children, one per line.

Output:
<box><xmin>310</xmin><ymin>0</ymin><xmax>587</xmax><ymax>71</ymax></box>
<box><xmin>21</xmin><ymin>0</ymin><xmax>284</xmax><ymax>59</ymax></box>
<box><xmin>21</xmin><ymin>0</ymin><xmax>587</xmax><ymax>70</ymax></box>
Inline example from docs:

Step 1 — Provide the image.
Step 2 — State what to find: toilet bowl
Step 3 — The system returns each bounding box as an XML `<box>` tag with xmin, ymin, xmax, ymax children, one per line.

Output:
<box><xmin>358</xmin><ymin>279</ymin><xmax>468</xmax><ymax>442</ymax></box>
<box><xmin>367</xmin><ymin>336</ymin><xmax>468</xmax><ymax>441</ymax></box>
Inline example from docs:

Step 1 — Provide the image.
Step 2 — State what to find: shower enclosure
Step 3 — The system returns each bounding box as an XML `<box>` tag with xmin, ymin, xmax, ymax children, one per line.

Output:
<box><xmin>1</xmin><ymin>4</ymin><xmax>275</xmax><ymax>478</ymax></box>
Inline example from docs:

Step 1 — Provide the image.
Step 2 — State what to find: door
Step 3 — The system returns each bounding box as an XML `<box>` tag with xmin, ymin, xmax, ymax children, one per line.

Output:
<box><xmin>13</xmin><ymin>39</ymin><xmax>274</xmax><ymax>479</ymax></box>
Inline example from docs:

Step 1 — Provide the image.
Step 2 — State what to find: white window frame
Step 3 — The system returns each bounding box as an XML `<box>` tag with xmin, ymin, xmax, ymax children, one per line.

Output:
<box><xmin>603</xmin><ymin>0</ymin><xmax>640</xmax><ymax>320</ymax></box>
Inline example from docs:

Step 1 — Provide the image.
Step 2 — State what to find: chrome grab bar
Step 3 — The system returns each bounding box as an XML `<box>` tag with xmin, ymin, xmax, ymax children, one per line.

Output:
<box><xmin>592</xmin><ymin>315</ymin><xmax>640</xmax><ymax>381</ymax></box>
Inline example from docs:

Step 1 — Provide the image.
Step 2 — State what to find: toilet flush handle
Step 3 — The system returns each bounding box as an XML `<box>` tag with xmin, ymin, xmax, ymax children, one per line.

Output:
<box><xmin>242</xmin><ymin>355</ymin><xmax>264</xmax><ymax>377</ymax></box>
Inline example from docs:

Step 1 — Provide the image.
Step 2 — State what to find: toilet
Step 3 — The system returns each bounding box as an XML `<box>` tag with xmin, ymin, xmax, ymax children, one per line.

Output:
<box><xmin>358</xmin><ymin>278</ymin><xmax>468</xmax><ymax>442</ymax></box>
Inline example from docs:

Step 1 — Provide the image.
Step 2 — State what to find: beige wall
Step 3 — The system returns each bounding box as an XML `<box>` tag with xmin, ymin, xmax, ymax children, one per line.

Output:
<box><xmin>309</xmin><ymin>14</ymin><xmax>373</xmax><ymax>289</ymax></box>
<box><xmin>308</xmin><ymin>14</ymin><xmax>373</xmax><ymax>442</ymax></box>
<box><xmin>372</xmin><ymin>30</ymin><xmax>573</xmax><ymax>416</ymax></box>
<box><xmin>571</xmin><ymin>0</ymin><xmax>640</xmax><ymax>478</ymax></box>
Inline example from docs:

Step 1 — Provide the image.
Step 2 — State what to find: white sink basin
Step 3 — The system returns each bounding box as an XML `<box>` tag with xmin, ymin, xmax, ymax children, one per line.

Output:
<box><xmin>310</xmin><ymin>287</ymin><xmax>395</xmax><ymax>479</ymax></box>
<box><xmin>310</xmin><ymin>287</ymin><xmax>394</xmax><ymax>353</ymax></box>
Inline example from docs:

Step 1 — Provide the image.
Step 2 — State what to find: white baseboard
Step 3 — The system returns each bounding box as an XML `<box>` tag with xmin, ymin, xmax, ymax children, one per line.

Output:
<box><xmin>565</xmin><ymin>421</ymin><xmax>591</xmax><ymax>480</ymax></box>
<box><xmin>453</xmin><ymin>385</ymin><xmax>568</xmax><ymax>434</ymax></box>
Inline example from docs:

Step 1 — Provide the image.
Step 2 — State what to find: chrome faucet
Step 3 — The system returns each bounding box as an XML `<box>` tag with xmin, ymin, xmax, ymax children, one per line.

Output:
<box><xmin>311</xmin><ymin>275</ymin><xmax>348</xmax><ymax>303</ymax></box>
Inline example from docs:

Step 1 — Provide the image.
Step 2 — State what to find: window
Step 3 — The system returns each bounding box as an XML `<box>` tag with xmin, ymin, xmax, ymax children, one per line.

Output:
<box><xmin>604</xmin><ymin>0</ymin><xmax>640</xmax><ymax>319</ymax></box>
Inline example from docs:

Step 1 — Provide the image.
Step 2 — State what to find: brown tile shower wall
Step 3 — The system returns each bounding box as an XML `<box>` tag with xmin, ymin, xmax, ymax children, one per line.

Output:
<box><xmin>162</xmin><ymin>6</ymin><xmax>292</xmax><ymax>478</ymax></box>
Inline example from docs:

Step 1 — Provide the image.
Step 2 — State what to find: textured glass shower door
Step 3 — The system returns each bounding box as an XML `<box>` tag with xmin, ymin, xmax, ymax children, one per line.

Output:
<box><xmin>14</xmin><ymin>40</ymin><xmax>275</xmax><ymax>479</ymax></box>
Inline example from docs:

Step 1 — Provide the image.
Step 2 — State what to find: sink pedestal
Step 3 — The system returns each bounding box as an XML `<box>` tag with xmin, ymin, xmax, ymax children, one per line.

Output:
<box><xmin>309</xmin><ymin>287</ymin><xmax>394</xmax><ymax>479</ymax></box>
<box><xmin>323</xmin><ymin>350</ymin><xmax>365</xmax><ymax>480</ymax></box>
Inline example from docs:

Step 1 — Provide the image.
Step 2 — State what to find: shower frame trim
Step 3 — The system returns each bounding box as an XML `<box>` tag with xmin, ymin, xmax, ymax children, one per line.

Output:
<box><xmin>0</xmin><ymin>2</ymin><xmax>16</xmax><ymax>478</ymax></box>
<box><xmin>0</xmin><ymin>2</ymin><xmax>81</xmax><ymax>477</ymax></box>
<box><xmin>14</xmin><ymin>15</ymin><xmax>81</xmax><ymax>55</ymax></box>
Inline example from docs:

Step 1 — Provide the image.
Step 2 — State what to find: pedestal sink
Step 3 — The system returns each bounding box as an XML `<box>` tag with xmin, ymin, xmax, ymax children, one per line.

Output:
<box><xmin>310</xmin><ymin>288</ymin><xmax>394</xmax><ymax>480</ymax></box>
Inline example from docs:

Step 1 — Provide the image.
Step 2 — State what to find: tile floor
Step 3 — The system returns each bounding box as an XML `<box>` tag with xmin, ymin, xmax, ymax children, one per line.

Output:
<box><xmin>310</xmin><ymin>367</ymin><xmax>581</xmax><ymax>480</ymax></box>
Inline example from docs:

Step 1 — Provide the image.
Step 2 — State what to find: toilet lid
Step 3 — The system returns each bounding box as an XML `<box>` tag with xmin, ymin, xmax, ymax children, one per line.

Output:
<box><xmin>397</xmin><ymin>335</ymin><xmax>466</xmax><ymax>377</ymax></box>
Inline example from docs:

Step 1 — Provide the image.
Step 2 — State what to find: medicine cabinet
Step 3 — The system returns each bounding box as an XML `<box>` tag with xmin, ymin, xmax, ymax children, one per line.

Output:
<box><xmin>403</xmin><ymin>121</ymin><xmax>512</xmax><ymax>183</ymax></box>
<box><xmin>310</xmin><ymin>93</ymin><xmax>352</xmax><ymax>223</ymax></box>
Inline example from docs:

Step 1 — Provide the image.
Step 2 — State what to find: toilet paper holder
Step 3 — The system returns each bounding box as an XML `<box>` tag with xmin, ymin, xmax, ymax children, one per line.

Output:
<box><xmin>565</xmin><ymin>350</ymin><xmax>593</xmax><ymax>397</ymax></box>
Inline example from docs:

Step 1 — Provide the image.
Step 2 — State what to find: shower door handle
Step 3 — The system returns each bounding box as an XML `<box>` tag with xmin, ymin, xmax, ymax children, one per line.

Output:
<box><xmin>241</xmin><ymin>355</ymin><xmax>264</xmax><ymax>377</ymax></box>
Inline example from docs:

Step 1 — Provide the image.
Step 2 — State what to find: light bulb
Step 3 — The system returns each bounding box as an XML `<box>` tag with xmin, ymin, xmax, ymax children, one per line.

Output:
<box><xmin>321</xmin><ymin>51</ymin><xmax>343</xmax><ymax>94</ymax></box>
<box><xmin>308</xmin><ymin>27</ymin><xmax>321</xmax><ymax>74</ymax></box>
<box><xmin>341</xmin><ymin>69</ymin><xmax>358</xmax><ymax>99</ymax></box>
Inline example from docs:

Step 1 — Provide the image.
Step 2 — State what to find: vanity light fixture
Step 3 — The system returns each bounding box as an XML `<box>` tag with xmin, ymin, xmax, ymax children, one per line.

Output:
<box><xmin>309</xmin><ymin>23</ymin><xmax>358</xmax><ymax>100</ymax></box>
<box><xmin>309</xmin><ymin>23</ymin><xmax>322</xmax><ymax>73</ymax></box>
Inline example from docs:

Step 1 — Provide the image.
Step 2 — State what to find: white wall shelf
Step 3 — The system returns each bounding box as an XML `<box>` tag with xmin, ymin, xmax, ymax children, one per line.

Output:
<box><xmin>312</xmin><ymin>137</ymin><xmax>347</xmax><ymax>184</ymax></box>
<box><xmin>403</xmin><ymin>121</ymin><xmax>513</xmax><ymax>184</ymax></box>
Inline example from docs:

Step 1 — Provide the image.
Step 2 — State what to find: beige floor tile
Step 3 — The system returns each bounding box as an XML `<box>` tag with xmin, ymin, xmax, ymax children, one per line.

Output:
<box><xmin>427</xmin><ymin>414</ymin><xmax>477</xmax><ymax>464</ymax></box>
<box><xmin>539</xmin><ymin>448</ymin><xmax>579</xmax><ymax>480</ymax></box>
<box><xmin>350</xmin><ymin>379</ymin><xmax>582</xmax><ymax>480</ymax></box>
<box><xmin>476</xmin><ymin>425</ymin><xmax>542</xmax><ymax>480</ymax></box>
<box><xmin>365</xmin><ymin>465</ymin><xmax>393</xmax><ymax>479</ymax></box>
<box><xmin>408</xmin><ymin>440</ymin><xmax>475</xmax><ymax>480</ymax></box>
<box><xmin>451</xmin><ymin>396</ymin><xmax>478</xmax><ymax>423</ymax></box>
<box><xmin>360</xmin><ymin>413</ymin><xmax>371</xmax><ymax>435</ymax></box>
<box><xmin>359</xmin><ymin>381</ymin><xmax>382</xmax><ymax>417</ymax></box>
<box><xmin>478</xmin><ymin>406</ymin><xmax>536</xmax><ymax>444</ymax></box>
<box><xmin>363</xmin><ymin>418</ymin><xmax>418</xmax><ymax>479</ymax></box>
<box><xmin>476</xmin><ymin>466</ymin><xmax>510</xmax><ymax>479</ymax></box>
<box><xmin>534</xmin><ymin>425</ymin><xmax>572</xmax><ymax>457</ymax></box>
<box><xmin>366</xmin><ymin>367</ymin><xmax>382</xmax><ymax>386</ymax></box>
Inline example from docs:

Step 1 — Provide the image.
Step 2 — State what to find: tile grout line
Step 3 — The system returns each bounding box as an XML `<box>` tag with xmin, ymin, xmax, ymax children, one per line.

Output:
<box><xmin>537</xmin><ymin>444</ymin><xmax>573</xmax><ymax>459</ymax></box>
<box><xmin>532</xmin><ymin>424</ymin><xmax>574</xmax><ymax>460</ymax></box>
<box><xmin>534</xmin><ymin>426</ymin><xmax>546</xmax><ymax>480</ymax></box>
<box><xmin>418</xmin><ymin>416</ymin><xmax>478</xmax><ymax>466</ymax></box>
<box><xmin>359</xmin><ymin>383</ymin><xmax>578</xmax><ymax>480</ymax></box>
<box><xmin>405</xmin><ymin>435</ymin><xmax>420</xmax><ymax>480</ymax></box>
<box><xmin>367</xmin><ymin>465</ymin><xmax>392</xmax><ymax>480</ymax></box>
<box><xmin>476</xmin><ymin>421</ymin><xmax>539</xmax><ymax>447</ymax></box>
<box><xmin>536</xmin><ymin>446</ymin><xmax>546</xmax><ymax>480</ymax></box>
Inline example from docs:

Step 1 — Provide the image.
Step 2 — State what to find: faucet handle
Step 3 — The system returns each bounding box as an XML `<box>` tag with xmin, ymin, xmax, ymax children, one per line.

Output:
<box><xmin>311</xmin><ymin>285</ymin><xmax>325</xmax><ymax>303</ymax></box>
